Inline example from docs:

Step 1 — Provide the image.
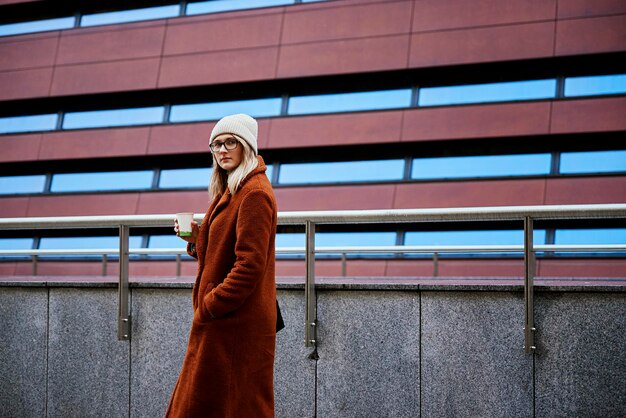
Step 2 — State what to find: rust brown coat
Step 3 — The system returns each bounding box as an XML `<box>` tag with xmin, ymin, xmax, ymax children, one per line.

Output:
<box><xmin>166</xmin><ymin>156</ymin><xmax>277</xmax><ymax>418</ymax></box>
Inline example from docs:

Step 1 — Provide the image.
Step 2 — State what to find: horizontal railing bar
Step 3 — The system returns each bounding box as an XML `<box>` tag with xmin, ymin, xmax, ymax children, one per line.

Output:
<box><xmin>277</xmin><ymin>245</ymin><xmax>524</xmax><ymax>254</ymax></box>
<box><xmin>0</xmin><ymin>214</ymin><xmax>187</xmax><ymax>230</ymax></box>
<box><xmin>1</xmin><ymin>244</ymin><xmax>625</xmax><ymax>257</ymax></box>
<box><xmin>281</xmin><ymin>244</ymin><xmax>626</xmax><ymax>253</ymax></box>
<box><xmin>0</xmin><ymin>248</ymin><xmax>190</xmax><ymax>255</ymax></box>
<box><xmin>276</xmin><ymin>204</ymin><xmax>626</xmax><ymax>224</ymax></box>
<box><xmin>1</xmin><ymin>204</ymin><xmax>625</xmax><ymax>230</ymax></box>
<box><xmin>0</xmin><ymin>249</ymin><xmax>123</xmax><ymax>255</ymax></box>
<box><xmin>536</xmin><ymin>244</ymin><xmax>626</xmax><ymax>251</ymax></box>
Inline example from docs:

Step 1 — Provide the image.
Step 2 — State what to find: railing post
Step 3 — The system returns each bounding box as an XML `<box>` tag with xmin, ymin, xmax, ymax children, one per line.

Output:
<box><xmin>305</xmin><ymin>221</ymin><xmax>318</xmax><ymax>353</ymax></box>
<box><xmin>102</xmin><ymin>254</ymin><xmax>108</xmax><ymax>276</ymax></box>
<box><xmin>176</xmin><ymin>254</ymin><xmax>182</xmax><ymax>277</ymax></box>
<box><xmin>341</xmin><ymin>252</ymin><xmax>347</xmax><ymax>277</ymax></box>
<box><xmin>32</xmin><ymin>255</ymin><xmax>38</xmax><ymax>276</ymax></box>
<box><xmin>523</xmin><ymin>217</ymin><xmax>536</xmax><ymax>353</ymax></box>
<box><xmin>433</xmin><ymin>251</ymin><xmax>439</xmax><ymax>277</ymax></box>
<box><xmin>118</xmin><ymin>225</ymin><xmax>131</xmax><ymax>341</ymax></box>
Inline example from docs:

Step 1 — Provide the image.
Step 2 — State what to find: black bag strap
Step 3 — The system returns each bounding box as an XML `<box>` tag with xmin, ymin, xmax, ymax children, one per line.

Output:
<box><xmin>276</xmin><ymin>299</ymin><xmax>285</xmax><ymax>332</ymax></box>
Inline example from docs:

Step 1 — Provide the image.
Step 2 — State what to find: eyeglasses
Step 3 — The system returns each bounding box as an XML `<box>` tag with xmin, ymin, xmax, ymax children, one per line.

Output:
<box><xmin>210</xmin><ymin>137</ymin><xmax>239</xmax><ymax>153</ymax></box>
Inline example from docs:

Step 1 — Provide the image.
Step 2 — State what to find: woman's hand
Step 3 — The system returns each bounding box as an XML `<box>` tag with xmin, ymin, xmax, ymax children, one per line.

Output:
<box><xmin>174</xmin><ymin>219</ymin><xmax>199</xmax><ymax>244</ymax></box>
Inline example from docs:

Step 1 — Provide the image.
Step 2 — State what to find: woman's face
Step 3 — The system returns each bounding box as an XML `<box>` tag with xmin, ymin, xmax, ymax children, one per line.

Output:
<box><xmin>212</xmin><ymin>133</ymin><xmax>243</xmax><ymax>172</ymax></box>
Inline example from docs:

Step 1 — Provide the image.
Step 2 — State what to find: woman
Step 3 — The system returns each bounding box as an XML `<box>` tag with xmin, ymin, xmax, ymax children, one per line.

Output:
<box><xmin>166</xmin><ymin>114</ymin><xmax>278</xmax><ymax>418</ymax></box>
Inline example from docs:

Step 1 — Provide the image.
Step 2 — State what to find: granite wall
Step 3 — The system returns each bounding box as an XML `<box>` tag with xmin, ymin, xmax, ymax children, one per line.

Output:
<box><xmin>0</xmin><ymin>283</ymin><xmax>624</xmax><ymax>418</ymax></box>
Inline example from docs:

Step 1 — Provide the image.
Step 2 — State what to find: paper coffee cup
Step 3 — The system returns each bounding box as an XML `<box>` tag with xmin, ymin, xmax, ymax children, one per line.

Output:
<box><xmin>176</xmin><ymin>212</ymin><xmax>194</xmax><ymax>237</ymax></box>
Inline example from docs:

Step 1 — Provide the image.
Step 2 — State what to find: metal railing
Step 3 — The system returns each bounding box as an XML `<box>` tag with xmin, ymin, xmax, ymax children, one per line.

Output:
<box><xmin>1</xmin><ymin>203</ymin><xmax>626</xmax><ymax>353</ymax></box>
<box><xmin>2</xmin><ymin>244</ymin><xmax>624</xmax><ymax>277</ymax></box>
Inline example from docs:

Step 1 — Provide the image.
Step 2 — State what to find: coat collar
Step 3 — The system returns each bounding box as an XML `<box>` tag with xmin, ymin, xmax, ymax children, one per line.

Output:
<box><xmin>238</xmin><ymin>155</ymin><xmax>267</xmax><ymax>189</ymax></box>
<box><xmin>206</xmin><ymin>155</ymin><xmax>267</xmax><ymax>225</ymax></box>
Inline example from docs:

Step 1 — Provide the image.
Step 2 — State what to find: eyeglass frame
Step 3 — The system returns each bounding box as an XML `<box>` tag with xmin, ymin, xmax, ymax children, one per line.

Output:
<box><xmin>209</xmin><ymin>136</ymin><xmax>240</xmax><ymax>153</ymax></box>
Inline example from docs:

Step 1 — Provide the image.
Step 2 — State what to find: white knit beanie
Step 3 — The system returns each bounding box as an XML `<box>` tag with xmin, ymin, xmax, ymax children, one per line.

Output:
<box><xmin>209</xmin><ymin>114</ymin><xmax>258</xmax><ymax>155</ymax></box>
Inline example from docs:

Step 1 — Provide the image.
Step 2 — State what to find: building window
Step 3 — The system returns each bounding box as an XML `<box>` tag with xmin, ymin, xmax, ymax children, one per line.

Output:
<box><xmin>147</xmin><ymin>234</ymin><xmax>194</xmax><ymax>259</ymax></box>
<box><xmin>405</xmin><ymin>230</ymin><xmax>547</xmax><ymax>249</ymax></box>
<box><xmin>276</xmin><ymin>231</ymin><xmax>397</xmax><ymax>257</ymax></box>
<box><xmin>276</xmin><ymin>230</ymin><xmax>553</xmax><ymax>257</ymax></box>
<box><xmin>564</xmin><ymin>74</ymin><xmax>626</xmax><ymax>97</ymax></box>
<box><xmin>418</xmin><ymin>79</ymin><xmax>557</xmax><ymax>107</ymax></box>
<box><xmin>555</xmin><ymin>228</ymin><xmax>626</xmax><ymax>245</ymax></box>
<box><xmin>316</xmin><ymin>232</ymin><xmax>397</xmax><ymax>248</ymax></box>
<box><xmin>159</xmin><ymin>168</ymin><xmax>211</xmax><ymax>189</ymax></box>
<box><xmin>0</xmin><ymin>1</ymin><xmax>330</xmax><ymax>38</ymax></box>
<box><xmin>0</xmin><ymin>238</ymin><xmax>34</xmax><ymax>250</ymax></box>
<box><xmin>278</xmin><ymin>159</ymin><xmax>405</xmax><ymax>184</ymax></box>
<box><xmin>80</xmin><ymin>5</ymin><xmax>180</xmax><ymax>27</ymax></box>
<box><xmin>0</xmin><ymin>114</ymin><xmax>58</xmax><ymax>134</ymax></box>
<box><xmin>170</xmin><ymin>98</ymin><xmax>282</xmax><ymax>123</ymax></box>
<box><xmin>411</xmin><ymin>153</ymin><xmax>552</xmax><ymax>180</ymax></box>
<box><xmin>63</xmin><ymin>107</ymin><xmax>165</xmax><ymax>130</ymax></box>
<box><xmin>50</xmin><ymin>171</ymin><xmax>154</xmax><ymax>193</ymax></box>
<box><xmin>276</xmin><ymin>232</ymin><xmax>397</xmax><ymax>247</ymax></box>
<box><xmin>559</xmin><ymin>150</ymin><xmax>626</xmax><ymax>174</ymax></box>
<box><xmin>0</xmin><ymin>238</ymin><xmax>33</xmax><ymax>249</ymax></box>
<box><xmin>288</xmin><ymin>89</ymin><xmax>412</xmax><ymax>115</ymax></box>
<box><xmin>38</xmin><ymin>236</ymin><xmax>144</xmax><ymax>258</ymax></box>
<box><xmin>148</xmin><ymin>235</ymin><xmax>187</xmax><ymax>248</ymax></box>
<box><xmin>554</xmin><ymin>228</ymin><xmax>626</xmax><ymax>255</ymax></box>
<box><xmin>186</xmin><ymin>0</ymin><xmax>292</xmax><ymax>15</ymax></box>
<box><xmin>158</xmin><ymin>165</ymin><xmax>272</xmax><ymax>188</ymax></box>
<box><xmin>2</xmin><ymin>148</ymin><xmax>622</xmax><ymax>196</ymax></box>
<box><xmin>275</xmin><ymin>233</ymin><xmax>302</xmax><ymax>248</ymax></box>
<box><xmin>1</xmin><ymin>72</ymin><xmax>623</xmax><ymax>135</ymax></box>
<box><xmin>0</xmin><ymin>16</ymin><xmax>74</xmax><ymax>37</ymax></box>
<box><xmin>0</xmin><ymin>175</ymin><xmax>47</xmax><ymax>195</ymax></box>
<box><xmin>39</xmin><ymin>236</ymin><xmax>143</xmax><ymax>249</ymax></box>
<box><xmin>0</xmin><ymin>238</ymin><xmax>34</xmax><ymax>259</ymax></box>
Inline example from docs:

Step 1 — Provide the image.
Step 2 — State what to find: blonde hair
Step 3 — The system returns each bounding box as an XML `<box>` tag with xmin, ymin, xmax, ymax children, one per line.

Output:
<box><xmin>208</xmin><ymin>135</ymin><xmax>258</xmax><ymax>200</ymax></box>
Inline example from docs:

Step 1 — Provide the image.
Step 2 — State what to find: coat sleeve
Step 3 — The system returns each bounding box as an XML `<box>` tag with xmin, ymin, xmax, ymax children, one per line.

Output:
<box><xmin>203</xmin><ymin>189</ymin><xmax>275</xmax><ymax>318</ymax></box>
<box><xmin>186</xmin><ymin>242</ymin><xmax>198</xmax><ymax>260</ymax></box>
